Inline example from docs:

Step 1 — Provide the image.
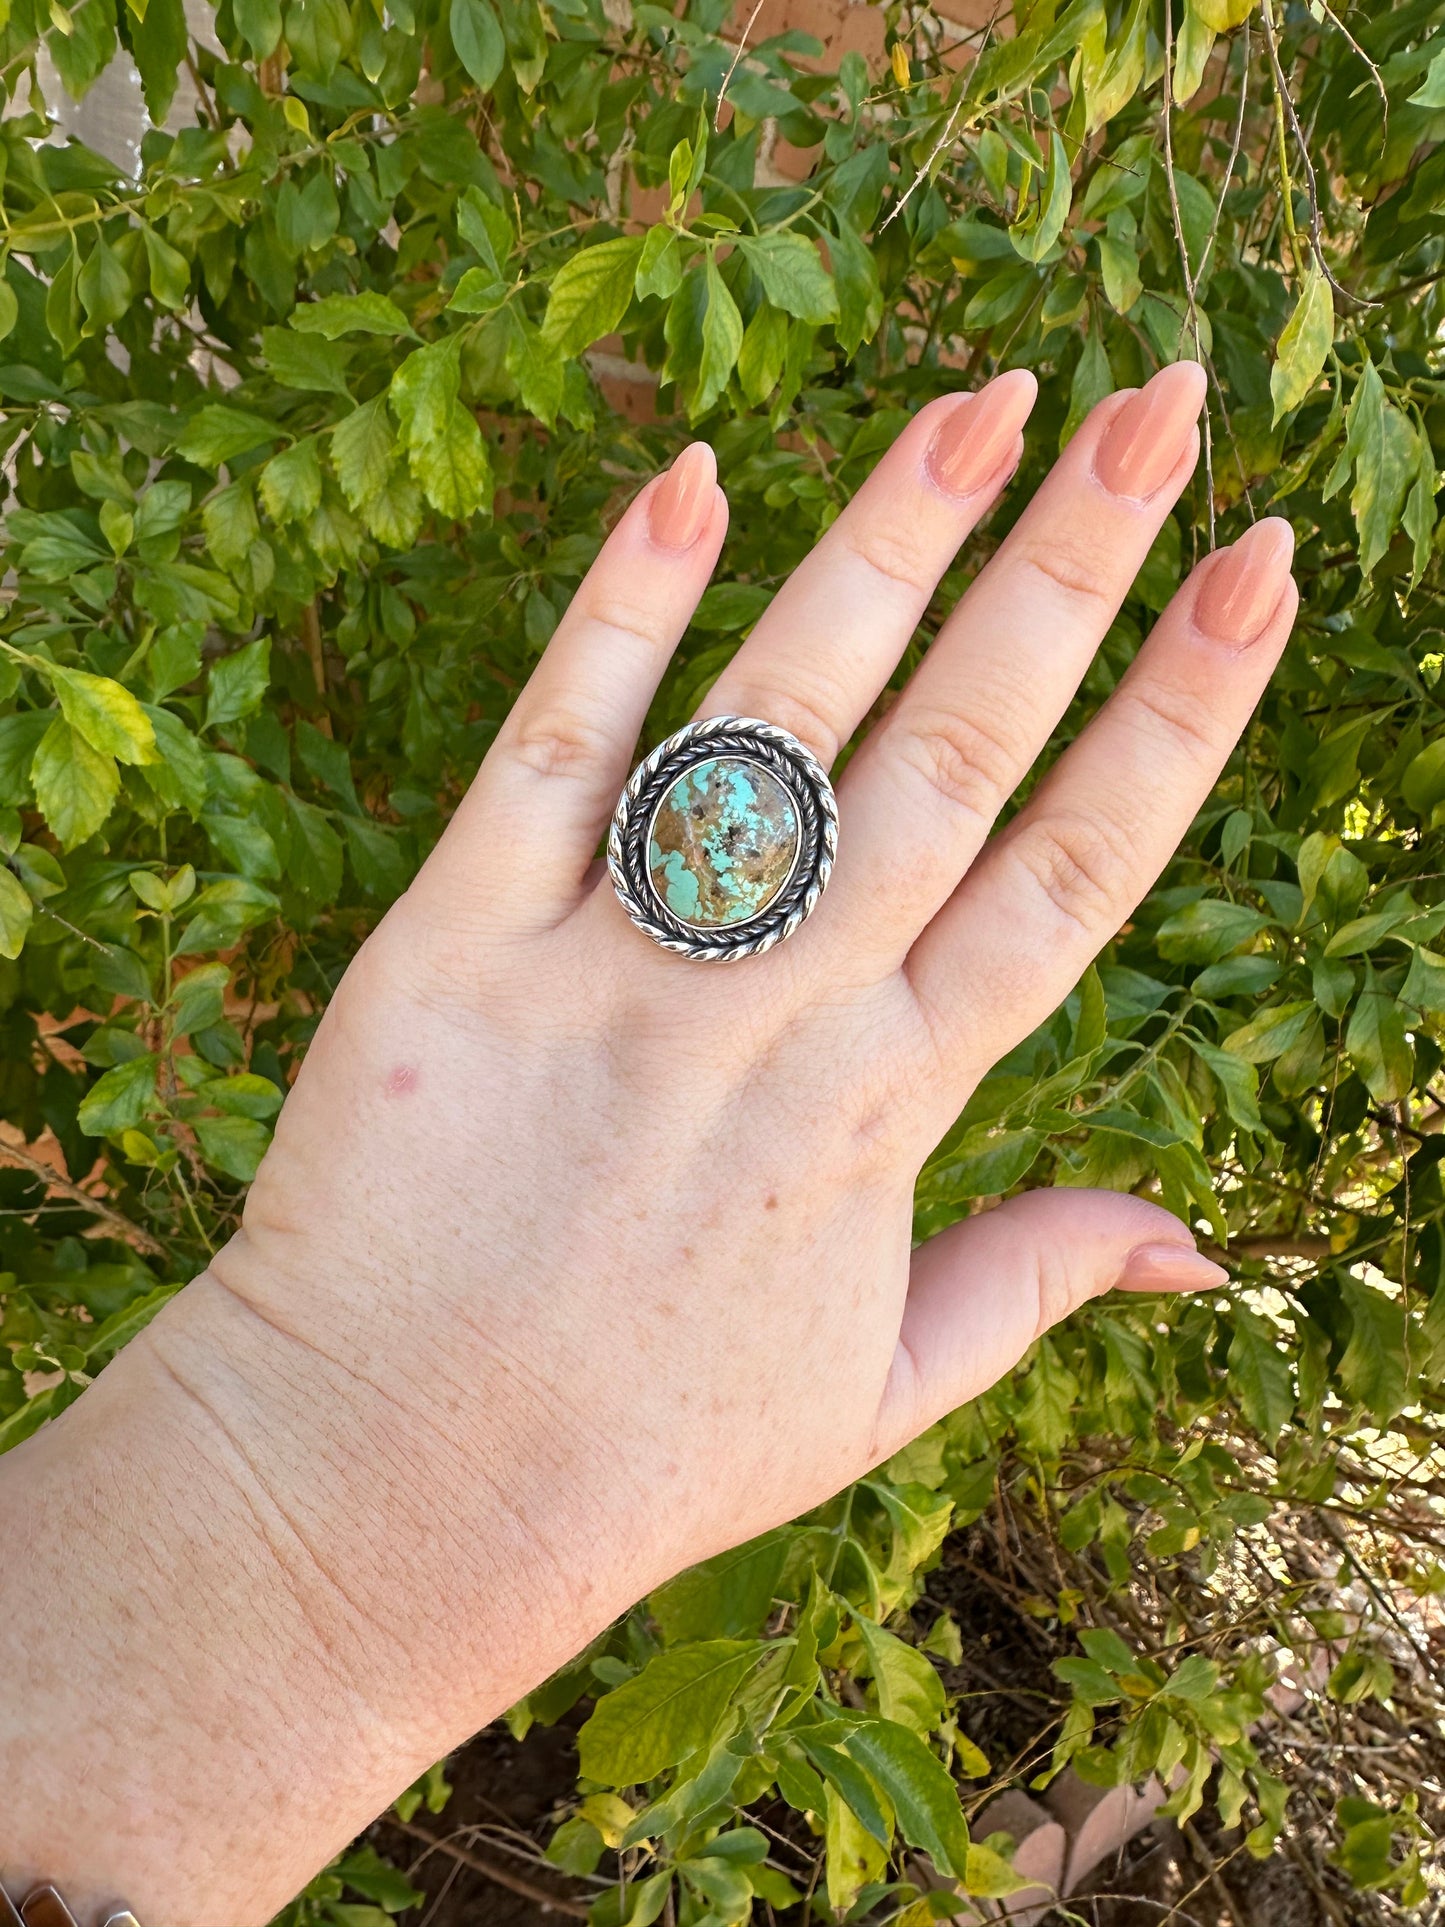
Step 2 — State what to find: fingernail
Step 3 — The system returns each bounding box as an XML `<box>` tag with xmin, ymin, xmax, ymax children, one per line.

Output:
<box><xmin>926</xmin><ymin>368</ymin><xmax>1038</xmax><ymax>498</ymax></box>
<box><xmin>1119</xmin><ymin>1242</ymin><xmax>1229</xmax><ymax>1293</ymax></box>
<box><xmin>1094</xmin><ymin>361</ymin><xmax>1207</xmax><ymax>500</ymax></box>
<box><xmin>650</xmin><ymin>442</ymin><xmax>717</xmax><ymax>551</ymax></box>
<box><xmin>1196</xmin><ymin>517</ymin><xmax>1296</xmax><ymax>645</ymax></box>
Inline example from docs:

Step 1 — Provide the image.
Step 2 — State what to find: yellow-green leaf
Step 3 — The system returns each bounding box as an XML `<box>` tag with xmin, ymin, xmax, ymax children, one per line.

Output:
<box><xmin>30</xmin><ymin>718</ymin><xmax>120</xmax><ymax>849</ymax></box>
<box><xmin>1270</xmin><ymin>265</ymin><xmax>1334</xmax><ymax>424</ymax></box>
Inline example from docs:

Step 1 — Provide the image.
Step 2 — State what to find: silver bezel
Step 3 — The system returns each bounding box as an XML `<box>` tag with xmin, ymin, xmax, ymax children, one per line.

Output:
<box><xmin>608</xmin><ymin>716</ymin><xmax>839</xmax><ymax>961</ymax></box>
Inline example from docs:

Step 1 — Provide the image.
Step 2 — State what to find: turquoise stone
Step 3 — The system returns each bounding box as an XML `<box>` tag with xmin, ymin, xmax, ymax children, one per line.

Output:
<box><xmin>648</xmin><ymin>755</ymin><xmax>801</xmax><ymax>928</ymax></box>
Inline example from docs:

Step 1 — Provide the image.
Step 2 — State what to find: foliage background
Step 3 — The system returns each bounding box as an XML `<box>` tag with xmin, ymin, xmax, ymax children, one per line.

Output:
<box><xmin>2</xmin><ymin>0</ymin><xmax>1445</xmax><ymax>1916</ymax></box>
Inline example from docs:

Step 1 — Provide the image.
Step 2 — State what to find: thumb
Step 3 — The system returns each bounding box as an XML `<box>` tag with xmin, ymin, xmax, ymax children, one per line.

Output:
<box><xmin>874</xmin><ymin>1188</ymin><xmax>1227</xmax><ymax>1460</ymax></box>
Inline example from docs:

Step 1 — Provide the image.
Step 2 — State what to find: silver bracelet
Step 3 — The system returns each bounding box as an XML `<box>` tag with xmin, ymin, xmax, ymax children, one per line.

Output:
<box><xmin>1</xmin><ymin>1887</ymin><xmax>139</xmax><ymax>1927</ymax></box>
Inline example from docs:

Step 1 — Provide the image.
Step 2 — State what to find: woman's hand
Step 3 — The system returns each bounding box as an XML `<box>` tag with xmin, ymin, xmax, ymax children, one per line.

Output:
<box><xmin>2</xmin><ymin>362</ymin><xmax>1297</xmax><ymax>1923</ymax></box>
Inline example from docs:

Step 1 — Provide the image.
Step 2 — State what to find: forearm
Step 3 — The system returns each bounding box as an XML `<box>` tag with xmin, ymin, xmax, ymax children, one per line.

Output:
<box><xmin>0</xmin><ymin>1263</ymin><xmax>627</xmax><ymax>1926</ymax></box>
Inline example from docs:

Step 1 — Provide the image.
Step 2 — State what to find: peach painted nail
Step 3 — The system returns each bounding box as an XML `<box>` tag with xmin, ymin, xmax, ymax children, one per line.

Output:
<box><xmin>1120</xmin><ymin>1242</ymin><xmax>1229</xmax><ymax>1293</ymax></box>
<box><xmin>1094</xmin><ymin>361</ymin><xmax>1207</xmax><ymax>500</ymax></box>
<box><xmin>650</xmin><ymin>442</ymin><xmax>717</xmax><ymax>551</ymax></box>
<box><xmin>926</xmin><ymin>367</ymin><xmax>1038</xmax><ymax>497</ymax></box>
<box><xmin>1196</xmin><ymin>517</ymin><xmax>1296</xmax><ymax>645</ymax></box>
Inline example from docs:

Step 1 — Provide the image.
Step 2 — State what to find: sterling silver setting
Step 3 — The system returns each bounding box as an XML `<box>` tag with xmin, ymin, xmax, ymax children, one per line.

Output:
<box><xmin>608</xmin><ymin>715</ymin><xmax>838</xmax><ymax>961</ymax></box>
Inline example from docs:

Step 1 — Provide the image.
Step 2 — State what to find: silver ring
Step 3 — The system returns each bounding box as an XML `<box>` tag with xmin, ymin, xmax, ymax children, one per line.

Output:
<box><xmin>608</xmin><ymin>716</ymin><xmax>838</xmax><ymax>961</ymax></box>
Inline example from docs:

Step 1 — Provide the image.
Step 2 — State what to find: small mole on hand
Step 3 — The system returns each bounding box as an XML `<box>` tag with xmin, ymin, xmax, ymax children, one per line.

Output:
<box><xmin>764</xmin><ymin>1192</ymin><xmax>779</xmax><ymax>1211</ymax></box>
<box><xmin>384</xmin><ymin>1064</ymin><xmax>419</xmax><ymax>1098</ymax></box>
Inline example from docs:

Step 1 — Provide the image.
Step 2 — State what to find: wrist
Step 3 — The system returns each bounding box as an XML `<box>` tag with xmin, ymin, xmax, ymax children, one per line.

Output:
<box><xmin>0</xmin><ymin>1259</ymin><xmax>628</xmax><ymax>1924</ymax></box>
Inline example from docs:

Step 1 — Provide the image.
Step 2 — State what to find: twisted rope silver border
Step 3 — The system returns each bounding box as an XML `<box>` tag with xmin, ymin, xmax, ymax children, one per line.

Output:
<box><xmin>608</xmin><ymin>716</ymin><xmax>838</xmax><ymax>961</ymax></box>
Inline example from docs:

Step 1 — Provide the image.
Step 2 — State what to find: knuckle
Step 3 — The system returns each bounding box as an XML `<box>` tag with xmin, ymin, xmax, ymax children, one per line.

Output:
<box><xmin>1007</xmin><ymin>809</ymin><xmax>1135</xmax><ymax>937</ymax></box>
<box><xmin>508</xmin><ymin>708</ymin><xmax>616</xmax><ymax>780</ymax></box>
<box><xmin>1114</xmin><ymin>681</ymin><xmax>1221</xmax><ymax>763</ymax></box>
<box><xmin>894</xmin><ymin>703</ymin><xmax>1024</xmax><ymax>827</ymax></box>
<box><xmin>582</xmin><ymin>588</ymin><xmax>673</xmax><ymax>654</ymax></box>
<box><xmin>842</xmin><ymin>515</ymin><xmax>935</xmax><ymax>594</ymax></box>
<box><xmin>721</xmin><ymin>681</ymin><xmax>843</xmax><ymax>767</ymax></box>
<box><xmin>1012</xmin><ymin>533</ymin><xmax>1117</xmax><ymax>613</ymax></box>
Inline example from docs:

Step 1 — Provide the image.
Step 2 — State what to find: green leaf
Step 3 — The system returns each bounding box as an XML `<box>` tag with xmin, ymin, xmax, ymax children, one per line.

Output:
<box><xmin>1161</xmin><ymin>1653</ymin><xmax>1222</xmax><ymax>1702</ymax></box>
<box><xmin>1402</xmin><ymin>944</ymin><xmax>1445</xmax><ymax>1017</ymax></box>
<box><xmin>923</xmin><ymin>1125</ymin><xmax>1040</xmax><ymax>1201</ymax></box>
<box><xmin>78</xmin><ymin>238</ymin><xmax>131</xmax><ymax>332</ymax></box>
<box><xmin>232</xmin><ymin>0</ymin><xmax>282</xmax><ymax>57</ymax></box>
<box><xmin>450</xmin><ymin>0</ymin><xmax>505</xmax><ymax>89</ymax></box>
<box><xmin>177</xmin><ymin>405</ymin><xmax>279</xmax><ymax>469</ymax></box>
<box><xmin>693</xmin><ymin>256</ymin><xmax>743</xmax><ymax>417</ymax></box>
<box><xmin>1010</xmin><ymin>130</ymin><xmax>1073</xmax><ymax>263</ymax></box>
<box><xmin>1270</xmin><ymin>265</ymin><xmax>1334</xmax><ymax>424</ymax></box>
<box><xmin>1346</xmin><ymin>360</ymin><xmax>1418</xmax><ymax>578</ymax></box>
<box><xmin>1222</xmin><ymin>1000</ymin><xmax>1315</xmax><ymax>1064</ymax></box>
<box><xmin>290</xmin><ymin>292</ymin><xmax>414</xmax><ymax>339</ymax></box>
<box><xmin>504</xmin><ymin>313</ymin><xmax>564</xmax><ymax>427</ymax></box>
<box><xmin>130</xmin><ymin>0</ymin><xmax>187</xmax><ymax>121</ymax></box>
<box><xmin>1227</xmin><ymin>1306</ymin><xmax>1293</xmax><ymax>1440</ymax></box>
<box><xmin>203</xmin><ymin>479</ymin><xmax>261</xmax><ymax>572</ymax></box>
<box><xmin>1346</xmin><ymin>972</ymin><xmax>1414</xmax><ymax>1104</ymax></box>
<box><xmin>143</xmin><ymin>226</ymin><xmax>191</xmax><ymax>310</ymax></box>
<box><xmin>1191</xmin><ymin>0</ymin><xmax>1253</xmax><ymax>25</ymax></box>
<box><xmin>1098</xmin><ymin>230</ymin><xmax>1141</xmax><ymax>313</ymax></box>
<box><xmin>1188</xmin><ymin>1036</ymin><xmax>1263</xmax><ymax>1132</ymax></box>
<box><xmin>50</xmin><ymin>666</ymin><xmax>156</xmax><ymax>765</ymax></box>
<box><xmin>576</xmin><ymin>1641</ymin><xmax>761</xmax><ymax>1786</ymax></box>
<box><xmin>391</xmin><ymin>337</ymin><xmax>492</xmax><ymax>520</ymax></box>
<box><xmin>206</xmin><ymin>637</ymin><xmax>272</xmax><ymax>732</ymax></box>
<box><xmin>649</xmin><ymin>1529</ymin><xmax>790</xmax><ymax>1643</ymax></box>
<box><xmin>1015</xmin><ymin>1336</ymin><xmax>1079</xmax><ymax>1458</ymax></box>
<box><xmin>174</xmin><ymin>877</ymin><xmax>280</xmax><ymax>955</ymax></box>
<box><xmin>261</xmin><ymin>327</ymin><xmax>353</xmax><ymax>398</ymax></box>
<box><xmin>334</xmin><ymin>1844</ymin><xmax>426</xmax><ymax>1913</ymax></box>
<box><xmin>458</xmin><ymin>190</ymin><xmax>513</xmax><ymax>277</ymax></box>
<box><xmin>260</xmin><ymin>438</ymin><xmax>323</xmax><ymax>524</ymax></box>
<box><xmin>542</xmin><ymin>237</ymin><xmax>645</xmax><ymax>357</ymax></box>
<box><xmin>30</xmin><ymin>719</ymin><xmax>119</xmax><ymax>850</ymax></box>
<box><xmin>853</xmin><ymin>1617</ymin><xmax>946</xmax><ymax>1734</ymax></box>
<box><xmin>1062</xmin><ymin>323</ymin><xmax>1112</xmax><ymax>444</ymax></box>
<box><xmin>194</xmin><ymin>1114</ymin><xmax>271</xmax><ymax>1182</ymax></box>
<box><xmin>1337</xmin><ymin>1274</ymin><xmax>1409</xmax><ymax>1420</ymax></box>
<box><xmin>737</xmin><ymin>303</ymin><xmax>788</xmax><ymax>407</ymax></box>
<box><xmin>0</xmin><ymin>715</ymin><xmax>50</xmax><ymax>806</ymax></box>
<box><xmin>1410</xmin><ymin>46</ymin><xmax>1445</xmax><ymax>107</ymax></box>
<box><xmin>1156</xmin><ymin>898</ymin><xmax>1268</xmax><ymax>962</ymax></box>
<box><xmin>738</xmin><ymin>233</ymin><xmax>838</xmax><ymax>325</ymax></box>
<box><xmin>844</xmin><ymin>1718</ymin><xmax>969</xmax><ymax>1879</ymax></box>
<box><xmin>0</xmin><ymin>867</ymin><xmax>34</xmax><ymax>960</ymax></box>
<box><xmin>281</xmin><ymin>793</ymin><xmax>344</xmax><ymax>901</ymax></box>
<box><xmin>1405</xmin><ymin>428</ymin><xmax>1438</xmax><ymax>589</ymax></box>
<box><xmin>829</xmin><ymin>220</ymin><xmax>883</xmax><ymax>356</ymax></box>
<box><xmin>636</xmin><ymin>225</ymin><xmax>683</xmax><ymax>303</ymax></box>
<box><xmin>333</xmin><ymin>397</ymin><xmax>398</xmax><ymax>510</ymax></box>
<box><xmin>78</xmin><ymin>1051</ymin><xmax>159</xmax><ymax>1135</ymax></box>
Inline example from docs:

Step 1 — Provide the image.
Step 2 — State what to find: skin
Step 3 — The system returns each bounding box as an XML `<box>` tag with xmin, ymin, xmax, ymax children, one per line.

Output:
<box><xmin>0</xmin><ymin>362</ymin><xmax>1300</xmax><ymax>1925</ymax></box>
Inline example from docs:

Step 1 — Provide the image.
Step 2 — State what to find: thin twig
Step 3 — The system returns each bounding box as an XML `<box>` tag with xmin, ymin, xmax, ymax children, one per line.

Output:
<box><xmin>0</xmin><ymin>1137</ymin><xmax>165</xmax><ymax>1256</ymax></box>
<box><xmin>880</xmin><ymin>6</ymin><xmax>1005</xmax><ymax>231</ymax></box>
<box><xmin>1160</xmin><ymin>0</ymin><xmax>1215</xmax><ymax>547</ymax></box>
<box><xmin>1260</xmin><ymin>0</ymin><xmax>1377</xmax><ymax>309</ymax></box>
<box><xmin>387</xmin><ymin>1819</ymin><xmax>591</xmax><ymax>1918</ymax></box>
<box><xmin>714</xmin><ymin>0</ymin><xmax>768</xmax><ymax>131</ymax></box>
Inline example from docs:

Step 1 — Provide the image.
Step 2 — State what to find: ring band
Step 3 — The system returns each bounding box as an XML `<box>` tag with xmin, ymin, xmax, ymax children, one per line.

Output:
<box><xmin>608</xmin><ymin>716</ymin><xmax>838</xmax><ymax>961</ymax></box>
